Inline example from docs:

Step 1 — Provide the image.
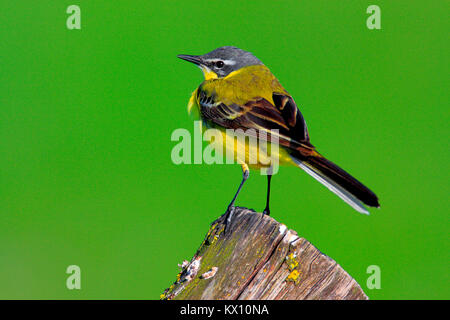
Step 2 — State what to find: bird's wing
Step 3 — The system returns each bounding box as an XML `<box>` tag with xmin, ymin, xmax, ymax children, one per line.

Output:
<box><xmin>198</xmin><ymin>88</ymin><xmax>316</xmax><ymax>156</ymax></box>
<box><xmin>197</xmin><ymin>84</ymin><xmax>379</xmax><ymax>213</ymax></box>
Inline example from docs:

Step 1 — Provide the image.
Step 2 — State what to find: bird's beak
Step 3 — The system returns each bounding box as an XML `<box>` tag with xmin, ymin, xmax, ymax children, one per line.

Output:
<box><xmin>178</xmin><ymin>53</ymin><xmax>218</xmax><ymax>80</ymax></box>
<box><xmin>177</xmin><ymin>54</ymin><xmax>203</xmax><ymax>66</ymax></box>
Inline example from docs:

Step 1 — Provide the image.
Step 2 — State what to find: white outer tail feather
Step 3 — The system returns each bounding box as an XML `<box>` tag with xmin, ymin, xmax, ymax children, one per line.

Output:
<box><xmin>291</xmin><ymin>157</ymin><xmax>370</xmax><ymax>215</ymax></box>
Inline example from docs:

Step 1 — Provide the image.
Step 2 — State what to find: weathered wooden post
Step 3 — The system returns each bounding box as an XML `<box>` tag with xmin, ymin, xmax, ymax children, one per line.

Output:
<box><xmin>161</xmin><ymin>207</ymin><xmax>368</xmax><ymax>300</ymax></box>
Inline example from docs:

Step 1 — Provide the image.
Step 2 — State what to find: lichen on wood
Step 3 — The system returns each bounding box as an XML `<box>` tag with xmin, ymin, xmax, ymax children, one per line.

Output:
<box><xmin>161</xmin><ymin>207</ymin><xmax>368</xmax><ymax>300</ymax></box>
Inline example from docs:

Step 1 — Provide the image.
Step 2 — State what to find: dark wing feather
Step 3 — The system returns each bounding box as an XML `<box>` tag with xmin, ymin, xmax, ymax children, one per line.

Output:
<box><xmin>272</xmin><ymin>93</ymin><xmax>309</xmax><ymax>142</ymax></box>
<box><xmin>198</xmin><ymin>89</ymin><xmax>314</xmax><ymax>155</ymax></box>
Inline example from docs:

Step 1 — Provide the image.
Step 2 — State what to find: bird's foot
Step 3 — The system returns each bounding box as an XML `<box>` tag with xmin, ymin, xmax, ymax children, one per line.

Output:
<box><xmin>211</xmin><ymin>205</ymin><xmax>236</xmax><ymax>235</ymax></box>
<box><xmin>259</xmin><ymin>207</ymin><xmax>270</xmax><ymax>223</ymax></box>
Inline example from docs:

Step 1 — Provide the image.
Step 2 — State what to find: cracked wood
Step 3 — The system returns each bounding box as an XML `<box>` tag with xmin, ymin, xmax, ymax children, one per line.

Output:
<box><xmin>162</xmin><ymin>207</ymin><xmax>368</xmax><ymax>300</ymax></box>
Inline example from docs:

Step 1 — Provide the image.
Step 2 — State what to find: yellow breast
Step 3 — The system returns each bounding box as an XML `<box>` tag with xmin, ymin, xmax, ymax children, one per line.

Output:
<box><xmin>185</xmin><ymin>65</ymin><xmax>296</xmax><ymax>170</ymax></box>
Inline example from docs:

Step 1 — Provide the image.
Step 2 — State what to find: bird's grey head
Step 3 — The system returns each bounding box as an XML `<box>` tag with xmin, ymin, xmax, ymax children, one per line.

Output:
<box><xmin>177</xmin><ymin>46</ymin><xmax>263</xmax><ymax>79</ymax></box>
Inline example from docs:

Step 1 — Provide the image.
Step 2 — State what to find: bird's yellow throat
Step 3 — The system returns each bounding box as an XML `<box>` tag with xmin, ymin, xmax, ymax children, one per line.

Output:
<box><xmin>200</xmin><ymin>66</ymin><xmax>218</xmax><ymax>81</ymax></box>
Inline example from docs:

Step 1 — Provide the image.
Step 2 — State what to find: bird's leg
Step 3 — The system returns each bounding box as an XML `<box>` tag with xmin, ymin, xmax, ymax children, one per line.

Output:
<box><xmin>223</xmin><ymin>164</ymin><xmax>249</xmax><ymax>233</ymax></box>
<box><xmin>212</xmin><ymin>164</ymin><xmax>249</xmax><ymax>233</ymax></box>
<box><xmin>263</xmin><ymin>174</ymin><xmax>272</xmax><ymax>216</ymax></box>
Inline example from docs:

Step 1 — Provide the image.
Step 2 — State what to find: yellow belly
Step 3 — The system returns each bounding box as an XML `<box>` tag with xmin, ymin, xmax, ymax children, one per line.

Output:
<box><xmin>207</xmin><ymin>127</ymin><xmax>295</xmax><ymax>170</ymax></box>
<box><xmin>188</xmin><ymin>89</ymin><xmax>295</xmax><ymax>171</ymax></box>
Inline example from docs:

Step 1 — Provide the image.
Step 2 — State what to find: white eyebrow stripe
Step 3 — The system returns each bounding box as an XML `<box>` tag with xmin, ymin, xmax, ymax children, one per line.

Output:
<box><xmin>204</xmin><ymin>59</ymin><xmax>236</xmax><ymax>65</ymax></box>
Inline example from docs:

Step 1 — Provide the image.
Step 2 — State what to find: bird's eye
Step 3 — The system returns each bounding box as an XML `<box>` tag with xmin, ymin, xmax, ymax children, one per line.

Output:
<box><xmin>215</xmin><ymin>61</ymin><xmax>224</xmax><ymax>68</ymax></box>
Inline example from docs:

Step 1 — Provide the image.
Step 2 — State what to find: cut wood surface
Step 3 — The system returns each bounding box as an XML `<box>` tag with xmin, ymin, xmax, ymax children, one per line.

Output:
<box><xmin>161</xmin><ymin>207</ymin><xmax>368</xmax><ymax>300</ymax></box>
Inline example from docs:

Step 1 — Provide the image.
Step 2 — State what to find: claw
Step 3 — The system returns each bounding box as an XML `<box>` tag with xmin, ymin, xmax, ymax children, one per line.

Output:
<box><xmin>223</xmin><ymin>205</ymin><xmax>236</xmax><ymax>235</ymax></box>
<box><xmin>211</xmin><ymin>205</ymin><xmax>236</xmax><ymax>235</ymax></box>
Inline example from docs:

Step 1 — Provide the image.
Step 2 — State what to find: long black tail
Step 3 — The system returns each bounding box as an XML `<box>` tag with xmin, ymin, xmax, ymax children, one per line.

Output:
<box><xmin>291</xmin><ymin>154</ymin><xmax>379</xmax><ymax>214</ymax></box>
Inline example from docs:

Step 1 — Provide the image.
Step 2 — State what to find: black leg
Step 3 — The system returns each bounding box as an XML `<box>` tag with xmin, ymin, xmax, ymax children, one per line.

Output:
<box><xmin>211</xmin><ymin>165</ymin><xmax>250</xmax><ymax>233</ymax></box>
<box><xmin>263</xmin><ymin>174</ymin><xmax>272</xmax><ymax>216</ymax></box>
<box><xmin>222</xmin><ymin>168</ymin><xmax>249</xmax><ymax>233</ymax></box>
<box><xmin>227</xmin><ymin>169</ymin><xmax>249</xmax><ymax>211</ymax></box>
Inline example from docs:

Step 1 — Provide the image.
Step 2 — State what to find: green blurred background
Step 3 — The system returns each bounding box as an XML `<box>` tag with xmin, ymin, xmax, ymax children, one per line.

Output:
<box><xmin>0</xmin><ymin>1</ymin><xmax>448</xmax><ymax>299</ymax></box>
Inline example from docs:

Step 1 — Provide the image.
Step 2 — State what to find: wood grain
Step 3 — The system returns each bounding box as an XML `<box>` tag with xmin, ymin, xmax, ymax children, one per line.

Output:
<box><xmin>161</xmin><ymin>207</ymin><xmax>368</xmax><ymax>300</ymax></box>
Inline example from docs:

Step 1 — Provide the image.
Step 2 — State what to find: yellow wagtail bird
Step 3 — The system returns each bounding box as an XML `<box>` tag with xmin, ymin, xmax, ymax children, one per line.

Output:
<box><xmin>178</xmin><ymin>46</ymin><xmax>379</xmax><ymax>232</ymax></box>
